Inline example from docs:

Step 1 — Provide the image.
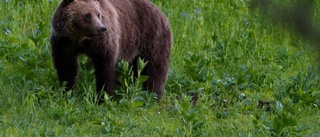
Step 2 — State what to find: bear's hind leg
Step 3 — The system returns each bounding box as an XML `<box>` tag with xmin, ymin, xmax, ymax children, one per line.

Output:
<box><xmin>142</xmin><ymin>61</ymin><xmax>169</xmax><ymax>100</ymax></box>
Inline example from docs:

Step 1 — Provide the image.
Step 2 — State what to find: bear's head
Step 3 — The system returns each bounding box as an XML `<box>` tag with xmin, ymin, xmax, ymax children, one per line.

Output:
<box><xmin>52</xmin><ymin>0</ymin><xmax>107</xmax><ymax>37</ymax></box>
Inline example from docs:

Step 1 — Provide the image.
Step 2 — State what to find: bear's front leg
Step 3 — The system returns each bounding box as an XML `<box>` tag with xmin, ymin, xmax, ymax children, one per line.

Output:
<box><xmin>51</xmin><ymin>36</ymin><xmax>79</xmax><ymax>91</ymax></box>
<box><xmin>91</xmin><ymin>55</ymin><xmax>117</xmax><ymax>99</ymax></box>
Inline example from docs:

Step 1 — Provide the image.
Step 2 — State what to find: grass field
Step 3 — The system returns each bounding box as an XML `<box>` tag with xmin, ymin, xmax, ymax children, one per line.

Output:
<box><xmin>1</xmin><ymin>0</ymin><xmax>320</xmax><ymax>136</ymax></box>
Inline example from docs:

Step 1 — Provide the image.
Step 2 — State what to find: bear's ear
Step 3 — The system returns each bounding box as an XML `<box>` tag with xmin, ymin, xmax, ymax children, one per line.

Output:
<box><xmin>63</xmin><ymin>0</ymin><xmax>74</xmax><ymax>5</ymax></box>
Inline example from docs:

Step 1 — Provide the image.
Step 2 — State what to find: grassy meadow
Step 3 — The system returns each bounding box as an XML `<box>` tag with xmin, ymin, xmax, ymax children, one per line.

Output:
<box><xmin>1</xmin><ymin>0</ymin><xmax>320</xmax><ymax>136</ymax></box>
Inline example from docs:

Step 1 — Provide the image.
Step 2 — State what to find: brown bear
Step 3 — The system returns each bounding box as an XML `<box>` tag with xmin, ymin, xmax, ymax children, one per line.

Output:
<box><xmin>50</xmin><ymin>0</ymin><xmax>172</xmax><ymax>101</ymax></box>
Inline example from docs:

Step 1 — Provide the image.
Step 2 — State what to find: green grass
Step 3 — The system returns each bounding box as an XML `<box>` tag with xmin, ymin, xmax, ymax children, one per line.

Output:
<box><xmin>1</xmin><ymin>0</ymin><xmax>320</xmax><ymax>136</ymax></box>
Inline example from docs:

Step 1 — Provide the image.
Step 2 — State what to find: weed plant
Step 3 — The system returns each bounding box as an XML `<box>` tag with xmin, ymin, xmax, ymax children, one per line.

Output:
<box><xmin>0</xmin><ymin>0</ymin><xmax>320</xmax><ymax>136</ymax></box>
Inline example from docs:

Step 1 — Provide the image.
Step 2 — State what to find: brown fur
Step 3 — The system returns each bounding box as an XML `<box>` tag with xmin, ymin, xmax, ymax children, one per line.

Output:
<box><xmin>50</xmin><ymin>0</ymin><xmax>172</xmax><ymax>101</ymax></box>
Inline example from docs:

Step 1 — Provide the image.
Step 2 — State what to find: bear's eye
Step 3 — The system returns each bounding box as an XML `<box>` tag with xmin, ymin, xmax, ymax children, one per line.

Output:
<box><xmin>84</xmin><ymin>13</ymin><xmax>92</xmax><ymax>21</ymax></box>
<box><xmin>97</xmin><ymin>13</ymin><xmax>101</xmax><ymax>19</ymax></box>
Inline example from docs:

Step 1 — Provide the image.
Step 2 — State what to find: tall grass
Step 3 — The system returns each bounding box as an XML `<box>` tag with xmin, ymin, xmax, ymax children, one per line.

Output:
<box><xmin>0</xmin><ymin>0</ymin><xmax>319</xmax><ymax>136</ymax></box>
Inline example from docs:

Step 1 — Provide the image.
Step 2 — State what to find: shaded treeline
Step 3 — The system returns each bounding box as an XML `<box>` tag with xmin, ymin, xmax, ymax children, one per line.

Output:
<box><xmin>251</xmin><ymin>0</ymin><xmax>320</xmax><ymax>50</ymax></box>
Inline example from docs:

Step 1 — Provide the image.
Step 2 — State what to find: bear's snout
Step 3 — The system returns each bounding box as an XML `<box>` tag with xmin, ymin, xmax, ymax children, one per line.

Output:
<box><xmin>99</xmin><ymin>27</ymin><xmax>107</xmax><ymax>33</ymax></box>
